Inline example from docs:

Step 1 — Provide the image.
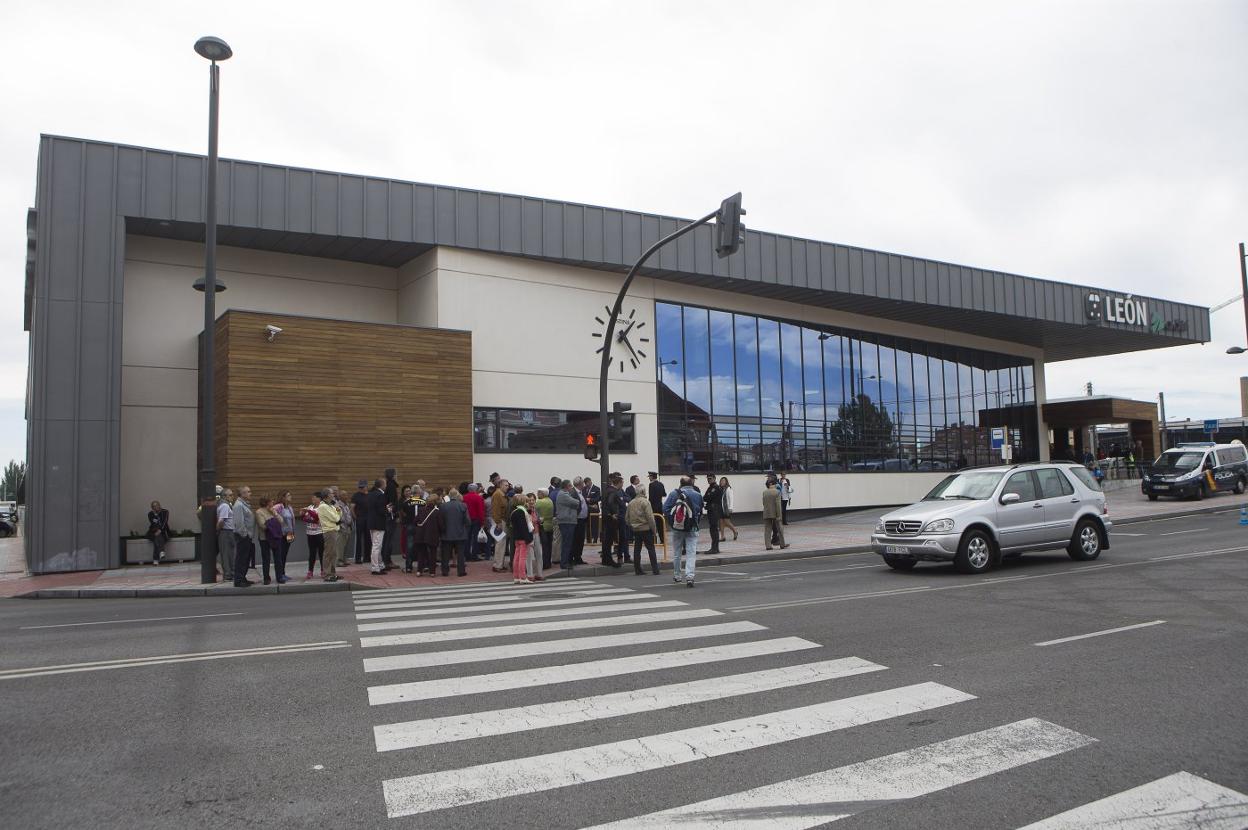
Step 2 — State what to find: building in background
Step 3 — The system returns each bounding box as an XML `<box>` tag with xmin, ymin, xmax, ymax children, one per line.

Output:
<box><xmin>22</xmin><ymin>136</ymin><xmax>1210</xmax><ymax>572</ymax></box>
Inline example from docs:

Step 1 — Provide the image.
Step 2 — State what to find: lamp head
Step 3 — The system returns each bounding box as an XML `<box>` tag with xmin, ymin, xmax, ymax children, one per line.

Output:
<box><xmin>194</xmin><ymin>36</ymin><xmax>233</xmax><ymax>62</ymax></box>
<box><xmin>1227</xmin><ymin>346</ymin><xmax>1246</xmax><ymax>355</ymax></box>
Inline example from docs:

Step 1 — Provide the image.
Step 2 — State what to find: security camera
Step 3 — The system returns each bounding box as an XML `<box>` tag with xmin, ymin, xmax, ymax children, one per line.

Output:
<box><xmin>265</xmin><ymin>325</ymin><xmax>283</xmax><ymax>342</ymax></box>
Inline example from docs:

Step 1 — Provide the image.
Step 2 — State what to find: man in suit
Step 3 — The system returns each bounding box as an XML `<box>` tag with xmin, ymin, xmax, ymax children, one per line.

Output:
<box><xmin>366</xmin><ymin>478</ymin><xmax>390</xmax><ymax>575</ymax></box>
<box><xmin>762</xmin><ymin>478</ymin><xmax>790</xmax><ymax>551</ymax></box>
<box><xmin>647</xmin><ymin>472</ymin><xmax>667</xmax><ymax>544</ymax></box>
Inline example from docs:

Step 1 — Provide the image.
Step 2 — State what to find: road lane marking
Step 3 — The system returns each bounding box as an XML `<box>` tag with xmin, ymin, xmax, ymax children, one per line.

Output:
<box><xmin>354</xmin><ymin>586</ymin><xmax>631</xmax><ymax>611</ymax></box>
<box><xmin>0</xmin><ymin>641</ymin><xmax>352</xmax><ymax>680</ymax></box>
<box><xmin>374</xmin><ymin>657</ymin><xmax>887</xmax><ymax>751</ymax></box>
<box><xmin>357</xmin><ymin>598</ymin><xmax>687</xmax><ymax>632</ymax></box>
<box><xmin>360</xmin><ymin>608</ymin><xmax>720</xmax><ymax>648</ymax></box>
<box><xmin>1034</xmin><ymin>620</ymin><xmax>1167</xmax><ymax>647</ymax></box>
<box><xmin>352</xmin><ymin>582</ymin><xmax>615</xmax><ymax>604</ymax></box>
<box><xmin>1111</xmin><ymin>532</ymin><xmax>1147</xmax><ymax>537</ymax></box>
<box><xmin>356</xmin><ymin>577</ymin><xmax>592</xmax><ymax>597</ymax></box>
<box><xmin>366</xmin><ymin>637</ymin><xmax>819</xmax><ymax>705</ymax></box>
<box><xmin>362</xmin><ymin>621</ymin><xmax>765</xmax><ymax>672</ymax></box>
<box><xmin>381</xmin><ymin>682</ymin><xmax>975</xmax><ymax>818</ymax></box>
<box><xmin>1159</xmin><ymin>528</ymin><xmax>1206</xmax><ymax>536</ymax></box>
<box><xmin>726</xmin><ymin>545</ymin><xmax>1248</xmax><ymax>612</ymax></box>
<box><xmin>355</xmin><ymin>591</ymin><xmax>661</xmax><ymax>620</ymax></box>
<box><xmin>1016</xmin><ymin>770</ymin><xmax>1248</xmax><ymax>829</ymax></box>
<box><xmin>19</xmin><ymin>612</ymin><xmax>245</xmax><ymax>630</ymax></box>
<box><xmin>730</xmin><ymin>586</ymin><xmax>933</xmax><ymax>612</ymax></box>
<box><xmin>582</xmin><ymin>718</ymin><xmax>1094</xmax><ymax>829</ymax></box>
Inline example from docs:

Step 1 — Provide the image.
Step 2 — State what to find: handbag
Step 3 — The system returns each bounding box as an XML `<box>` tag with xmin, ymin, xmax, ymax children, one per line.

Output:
<box><xmin>477</xmin><ymin>527</ymin><xmax>489</xmax><ymax>544</ymax></box>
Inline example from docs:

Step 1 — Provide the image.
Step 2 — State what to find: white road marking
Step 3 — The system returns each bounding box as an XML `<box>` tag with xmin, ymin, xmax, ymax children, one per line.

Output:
<box><xmin>726</xmin><ymin>545</ymin><xmax>1248</xmax><ymax>612</ymax></box>
<box><xmin>355</xmin><ymin>591</ymin><xmax>661</xmax><ymax>620</ymax></box>
<box><xmin>1159</xmin><ymin>528</ymin><xmax>1206</xmax><ymax>536</ymax></box>
<box><xmin>1016</xmin><ymin>770</ymin><xmax>1248</xmax><ymax>829</ymax></box>
<box><xmin>356</xmin><ymin>577</ymin><xmax>591</xmax><ymax>596</ymax></box>
<box><xmin>357</xmin><ymin>598</ymin><xmax>688</xmax><ymax>632</ymax></box>
<box><xmin>1035</xmin><ymin>620</ymin><xmax>1167</xmax><ymax>647</ymax></box>
<box><xmin>1112</xmin><ymin>532</ymin><xmax>1148</xmax><ymax>537</ymax></box>
<box><xmin>360</xmin><ymin>608</ymin><xmax>721</xmax><ymax>648</ymax></box>
<box><xmin>367</xmin><ymin>637</ymin><xmax>819</xmax><ymax>705</ymax></box>
<box><xmin>354</xmin><ymin>586</ymin><xmax>631</xmax><ymax>611</ymax></box>
<box><xmin>362</xmin><ymin>621</ymin><xmax>765</xmax><ymax>672</ymax></box>
<box><xmin>0</xmin><ymin>641</ymin><xmax>351</xmax><ymax>680</ymax></box>
<box><xmin>374</xmin><ymin>657</ymin><xmax>887</xmax><ymax>751</ymax></box>
<box><xmin>583</xmin><ymin>718</ymin><xmax>1095</xmax><ymax>829</ymax></box>
<box><xmin>19</xmin><ymin>612</ymin><xmax>245</xmax><ymax>630</ymax></box>
<box><xmin>381</xmin><ymin>682</ymin><xmax>975</xmax><ymax>818</ymax></box>
<box><xmin>681</xmin><ymin>563</ymin><xmax>881</xmax><ymax>586</ymax></box>
<box><xmin>731</xmin><ymin>585</ymin><xmax>933</xmax><ymax>612</ymax></box>
<box><xmin>352</xmin><ymin>581</ymin><xmax>614</xmax><ymax>604</ymax></box>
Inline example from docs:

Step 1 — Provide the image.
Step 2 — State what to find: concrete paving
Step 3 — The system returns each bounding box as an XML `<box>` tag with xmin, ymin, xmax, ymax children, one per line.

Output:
<box><xmin>1</xmin><ymin>508</ymin><xmax>1244</xmax><ymax>828</ymax></box>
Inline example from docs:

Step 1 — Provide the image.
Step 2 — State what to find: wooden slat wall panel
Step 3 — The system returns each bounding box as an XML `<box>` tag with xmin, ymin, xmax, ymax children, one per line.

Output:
<box><xmin>212</xmin><ymin>311</ymin><xmax>472</xmax><ymax>502</ymax></box>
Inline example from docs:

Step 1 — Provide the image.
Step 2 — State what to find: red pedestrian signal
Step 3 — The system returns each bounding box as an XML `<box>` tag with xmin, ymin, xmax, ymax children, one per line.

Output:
<box><xmin>584</xmin><ymin>432</ymin><xmax>600</xmax><ymax>461</ymax></box>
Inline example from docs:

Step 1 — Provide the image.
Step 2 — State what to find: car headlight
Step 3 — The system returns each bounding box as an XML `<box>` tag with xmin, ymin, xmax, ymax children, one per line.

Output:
<box><xmin>875</xmin><ymin>519</ymin><xmax>885</xmax><ymax>533</ymax></box>
<box><xmin>923</xmin><ymin>518</ymin><xmax>954</xmax><ymax>533</ymax></box>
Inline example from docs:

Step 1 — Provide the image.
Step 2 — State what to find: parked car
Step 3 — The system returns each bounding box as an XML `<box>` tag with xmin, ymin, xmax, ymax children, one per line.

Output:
<box><xmin>871</xmin><ymin>462</ymin><xmax>1111</xmax><ymax>574</ymax></box>
<box><xmin>1142</xmin><ymin>442</ymin><xmax>1247</xmax><ymax>501</ymax></box>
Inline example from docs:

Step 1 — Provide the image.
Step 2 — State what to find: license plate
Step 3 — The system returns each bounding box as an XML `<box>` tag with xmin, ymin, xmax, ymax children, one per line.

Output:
<box><xmin>885</xmin><ymin>545</ymin><xmax>909</xmax><ymax>555</ymax></box>
<box><xmin>1153</xmin><ymin>485</ymin><xmax>1169</xmax><ymax>490</ymax></box>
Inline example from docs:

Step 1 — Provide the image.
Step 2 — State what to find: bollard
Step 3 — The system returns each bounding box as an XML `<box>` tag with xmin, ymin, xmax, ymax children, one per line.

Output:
<box><xmin>1240</xmin><ymin>506</ymin><xmax>1248</xmax><ymax>526</ymax></box>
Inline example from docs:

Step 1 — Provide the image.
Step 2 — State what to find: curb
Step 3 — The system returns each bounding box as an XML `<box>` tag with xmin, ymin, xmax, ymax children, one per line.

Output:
<box><xmin>542</xmin><ymin>544</ymin><xmax>870</xmax><ymax>579</ymax></box>
<box><xmin>16</xmin><ymin>580</ymin><xmax>356</xmax><ymax>600</ymax></box>
<box><xmin>1111</xmin><ymin>500</ymin><xmax>1248</xmax><ymax>526</ymax></box>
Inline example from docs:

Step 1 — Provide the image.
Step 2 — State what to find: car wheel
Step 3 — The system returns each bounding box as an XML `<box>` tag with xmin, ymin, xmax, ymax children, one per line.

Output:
<box><xmin>1194</xmin><ymin>483</ymin><xmax>1205</xmax><ymax>501</ymax></box>
<box><xmin>954</xmin><ymin>529</ymin><xmax>994</xmax><ymax>574</ymax></box>
<box><xmin>882</xmin><ymin>554</ymin><xmax>917</xmax><ymax>571</ymax></box>
<box><xmin>1147</xmin><ymin>494</ymin><xmax>1159</xmax><ymax>501</ymax></box>
<box><xmin>1067</xmin><ymin>519</ymin><xmax>1102</xmax><ymax>561</ymax></box>
<box><xmin>1235</xmin><ymin>477</ymin><xmax>1245</xmax><ymax>495</ymax></box>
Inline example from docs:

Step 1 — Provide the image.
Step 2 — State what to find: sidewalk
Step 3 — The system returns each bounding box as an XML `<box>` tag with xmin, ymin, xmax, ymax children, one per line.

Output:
<box><xmin>3</xmin><ymin>490</ymin><xmax>1245</xmax><ymax>597</ymax></box>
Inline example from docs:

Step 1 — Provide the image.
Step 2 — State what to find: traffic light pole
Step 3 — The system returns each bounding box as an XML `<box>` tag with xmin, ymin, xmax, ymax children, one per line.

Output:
<box><xmin>598</xmin><ymin>209</ymin><xmax>719</xmax><ymax>487</ymax></box>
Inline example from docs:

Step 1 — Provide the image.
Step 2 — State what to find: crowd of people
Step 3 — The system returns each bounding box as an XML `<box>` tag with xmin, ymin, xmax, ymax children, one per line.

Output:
<box><xmin>189</xmin><ymin>468</ymin><xmax>799</xmax><ymax>589</ymax></box>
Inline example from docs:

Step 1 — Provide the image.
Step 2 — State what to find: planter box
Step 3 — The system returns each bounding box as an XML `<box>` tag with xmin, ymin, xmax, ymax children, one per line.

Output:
<box><xmin>122</xmin><ymin>536</ymin><xmax>199</xmax><ymax>565</ymax></box>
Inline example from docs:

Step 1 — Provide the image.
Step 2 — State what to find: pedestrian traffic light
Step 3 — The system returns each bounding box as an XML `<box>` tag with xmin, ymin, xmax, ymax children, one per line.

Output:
<box><xmin>714</xmin><ymin>192</ymin><xmax>746</xmax><ymax>259</ymax></box>
<box><xmin>584</xmin><ymin>432</ymin><xmax>599</xmax><ymax>461</ymax></box>
<box><xmin>610</xmin><ymin>401</ymin><xmax>634</xmax><ymax>449</ymax></box>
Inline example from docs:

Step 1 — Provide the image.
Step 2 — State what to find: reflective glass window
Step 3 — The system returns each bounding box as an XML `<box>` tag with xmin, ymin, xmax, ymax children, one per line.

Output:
<box><xmin>734</xmin><ymin>314</ymin><xmax>760</xmax><ymax>421</ymax></box>
<box><xmin>709</xmin><ymin>310</ymin><xmax>735</xmax><ymax>416</ymax></box>
<box><xmin>682</xmin><ymin>306</ymin><xmax>711</xmax><ymax>416</ymax></box>
<box><xmin>656</xmin><ymin>302</ymin><xmax>685</xmax><ymax>418</ymax></box>
<box><xmin>758</xmin><ymin>318</ymin><xmax>783</xmax><ymax>424</ymax></box>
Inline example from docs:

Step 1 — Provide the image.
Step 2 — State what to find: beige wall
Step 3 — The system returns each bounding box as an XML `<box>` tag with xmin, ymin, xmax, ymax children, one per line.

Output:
<box><xmin>117</xmin><ymin>238</ymin><xmax>1054</xmax><ymax>524</ymax></box>
<box><xmin>119</xmin><ymin>236</ymin><xmax>399</xmax><ymax>534</ymax></box>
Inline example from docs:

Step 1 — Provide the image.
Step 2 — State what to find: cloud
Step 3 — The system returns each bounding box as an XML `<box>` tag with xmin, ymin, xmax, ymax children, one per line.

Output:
<box><xmin>1</xmin><ymin>0</ymin><xmax>1245</xmax><ymax>467</ymax></box>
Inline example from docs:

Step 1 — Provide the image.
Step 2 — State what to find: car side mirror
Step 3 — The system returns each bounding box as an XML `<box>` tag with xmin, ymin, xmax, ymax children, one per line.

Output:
<box><xmin>1000</xmin><ymin>492</ymin><xmax>1021</xmax><ymax>505</ymax></box>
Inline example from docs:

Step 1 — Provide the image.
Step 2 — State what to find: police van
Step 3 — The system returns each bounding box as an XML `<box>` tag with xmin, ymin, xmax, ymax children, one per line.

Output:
<box><xmin>1142</xmin><ymin>441</ymin><xmax>1248</xmax><ymax>500</ymax></box>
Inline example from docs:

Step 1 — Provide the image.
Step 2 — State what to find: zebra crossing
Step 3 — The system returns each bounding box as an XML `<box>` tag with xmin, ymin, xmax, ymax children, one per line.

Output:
<box><xmin>350</xmin><ymin>578</ymin><xmax>1248</xmax><ymax>827</ymax></box>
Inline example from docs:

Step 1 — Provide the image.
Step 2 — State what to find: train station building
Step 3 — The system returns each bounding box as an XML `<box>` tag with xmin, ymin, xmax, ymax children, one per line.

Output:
<box><xmin>22</xmin><ymin>135</ymin><xmax>1210</xmax><ymax>572</ymax></box>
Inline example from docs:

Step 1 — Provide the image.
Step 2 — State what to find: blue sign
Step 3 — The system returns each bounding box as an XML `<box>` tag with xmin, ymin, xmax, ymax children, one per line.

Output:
<box><xmin>1204</xmin><ymin>419</ymin><xmax>1218</xmax><ymax>434</ymax></box>
<box><xmin>990</xmin><ymin>427</ymin><xmax>1006</xmax><ymax>449</ymax></box>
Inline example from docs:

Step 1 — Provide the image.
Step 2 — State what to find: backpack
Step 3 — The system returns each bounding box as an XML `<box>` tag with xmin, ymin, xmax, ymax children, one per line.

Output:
<box><xmin>671</xmin><ymin>489</ymin><xmax>698</xmax><ymax>532</ymax></box>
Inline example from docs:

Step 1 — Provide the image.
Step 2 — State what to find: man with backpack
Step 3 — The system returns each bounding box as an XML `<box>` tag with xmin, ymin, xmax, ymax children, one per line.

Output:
<box><xmin>663</xmin><ymin>476</ymin><xmax>703</xmax><ymax>587</ymax></box>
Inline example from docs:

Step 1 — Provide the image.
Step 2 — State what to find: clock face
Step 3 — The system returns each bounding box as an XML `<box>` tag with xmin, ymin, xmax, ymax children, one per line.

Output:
<box><xmin>592</xmin><ymin>305</ymin><xmax>651</xmax><ymax>373</ymax></box>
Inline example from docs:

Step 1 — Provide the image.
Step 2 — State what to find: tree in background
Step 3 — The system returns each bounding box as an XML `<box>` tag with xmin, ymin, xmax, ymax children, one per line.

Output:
<box><xmin>2</xmin><ymin>460</ymin><xmax>26</xmax><ymax>504</ymax></box>
<box><xmin>828</xmin><ymin>395</ymin><xmax>896</xmax><ymax>467</ymax></box>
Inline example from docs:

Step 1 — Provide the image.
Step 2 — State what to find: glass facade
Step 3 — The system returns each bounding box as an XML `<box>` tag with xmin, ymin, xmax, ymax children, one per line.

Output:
<box><xmin>475</xmin><ymin>408</ymin><xmax>635</xmax><ymax>453</ymax></box>
<box><xmin>655</xmin><ymin>301</ymin><xmax>1038</xmax><ymax>474</ymax></box>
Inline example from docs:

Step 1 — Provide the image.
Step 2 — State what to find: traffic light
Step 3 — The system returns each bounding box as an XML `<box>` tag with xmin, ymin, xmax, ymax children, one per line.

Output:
<box><xmin>714</xmin><ymin>192</ymin><xmax>746</xmax><ymax>259</ymax></box>
<box><xmin>610</xmin><ymin>401</ymin><xmax>634</xmax><ymax>449</ymax></box>
<box><xmin>584</xmin><ymin>432</ymin><xmax>599</xmax><ymax>461</ymax></box>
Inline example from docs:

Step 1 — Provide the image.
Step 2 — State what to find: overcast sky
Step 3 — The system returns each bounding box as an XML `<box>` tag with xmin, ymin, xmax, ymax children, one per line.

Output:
<box><xmin>1</xmin><ymin>0</ymin><xmax>1246</xmax><ymax>466</ymax></box>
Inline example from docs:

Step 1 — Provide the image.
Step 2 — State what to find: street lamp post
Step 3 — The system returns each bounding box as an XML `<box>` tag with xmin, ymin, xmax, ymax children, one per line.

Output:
<box><xmin>1225</xmin><ymin>244</ymin><xmax>1248</xmax><ymax>355</ymax></box>
<box><xmin>194</xmin><ymin>35</ymin><xmax>232</xmax><ymax>584</ymax></box>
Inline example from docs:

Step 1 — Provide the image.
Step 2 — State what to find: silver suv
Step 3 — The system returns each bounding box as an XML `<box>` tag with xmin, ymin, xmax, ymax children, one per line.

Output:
<box><xmin>871</xmin><ymin>463</ymin><xmax>1111</xmax><ymax>574</ymax></box>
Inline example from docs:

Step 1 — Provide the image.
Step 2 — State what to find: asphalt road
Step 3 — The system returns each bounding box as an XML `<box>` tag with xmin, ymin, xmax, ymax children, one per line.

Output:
<box><xmin>1</xmin><ymin>508</ymin><xmax>1246</xmax><ymax>829</ymax></box>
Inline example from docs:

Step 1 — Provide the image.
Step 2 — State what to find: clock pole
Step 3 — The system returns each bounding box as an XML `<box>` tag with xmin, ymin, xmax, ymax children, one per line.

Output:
<box><xmin>597</xmin><ymin>209</ymin><xmax>719</xmax><ymax>487</ymax></box>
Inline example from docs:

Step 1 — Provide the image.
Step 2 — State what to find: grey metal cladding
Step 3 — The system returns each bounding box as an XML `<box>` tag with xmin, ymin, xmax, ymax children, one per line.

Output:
<box><xmin>24</xmin><ymin>135</ymin><xmax>1213</xmax><ymax>571</ymax></box>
